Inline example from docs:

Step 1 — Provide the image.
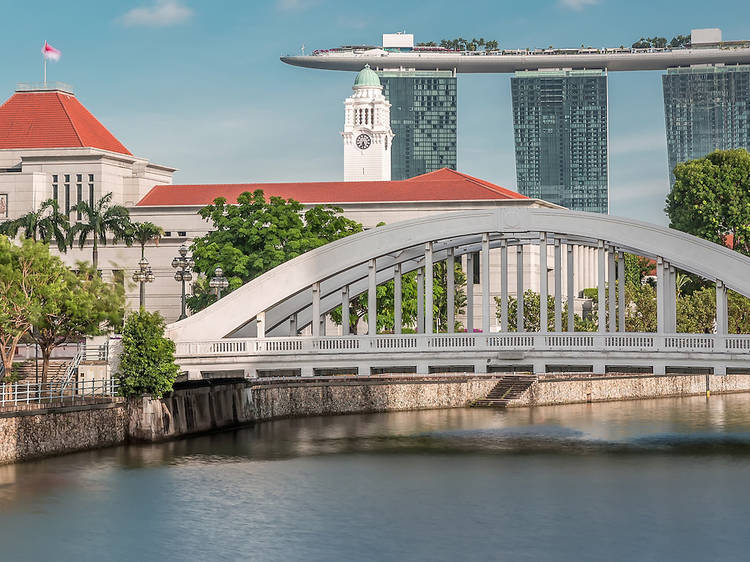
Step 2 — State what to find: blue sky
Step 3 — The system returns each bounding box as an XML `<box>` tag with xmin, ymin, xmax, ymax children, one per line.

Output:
<box><xmin>1</xmin><ymin>0</ymin><xmax>749</xmax><ymax>225</ymax></box>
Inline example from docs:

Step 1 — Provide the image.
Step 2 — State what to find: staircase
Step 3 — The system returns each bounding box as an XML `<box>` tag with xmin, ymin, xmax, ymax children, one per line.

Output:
<box><xmin>473</xmin><ymin>375</ymin><xmax>537</xmax><ymax>407</ymax></box>
<box><xmin>10</xmin><ymin>360</ymin><xmax>70</xmax><ymax>384</ymax></box>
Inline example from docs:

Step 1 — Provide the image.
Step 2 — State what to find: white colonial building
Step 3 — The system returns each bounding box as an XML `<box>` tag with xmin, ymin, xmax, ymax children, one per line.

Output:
<box><xmin>342</xmin><ymin>65</ymin><xmax>393</xmax><ymax>181</ymax></box>
<box><xmin>0</xmin><ymin>77</ymin><xmax>600</xmax><ymax>331</ymax></box>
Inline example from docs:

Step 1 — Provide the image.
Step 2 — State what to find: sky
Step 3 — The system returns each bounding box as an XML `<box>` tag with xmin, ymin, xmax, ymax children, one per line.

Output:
<box><xmin>1</xmin><ymin>0</ymin><xmax>749</xmax><ymax>225</ymax></box>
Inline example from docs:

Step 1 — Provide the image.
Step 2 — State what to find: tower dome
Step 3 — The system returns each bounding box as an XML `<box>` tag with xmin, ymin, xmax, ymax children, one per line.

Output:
<box><xmin>353</xmin><ymin>65</ymin><xmax>381</xmax><ymax>87</ymax></box>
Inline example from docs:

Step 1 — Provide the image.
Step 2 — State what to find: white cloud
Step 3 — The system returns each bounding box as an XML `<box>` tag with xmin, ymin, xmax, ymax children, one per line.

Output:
<box><xmin>121</xmin><ymin>0</ymin><xmax>192</xmax><ymax>27</ymax></box>
<box><xmin>558</xmin><ymin>0</ymin><xmax>599</xmax><ymax>10</ymax></box>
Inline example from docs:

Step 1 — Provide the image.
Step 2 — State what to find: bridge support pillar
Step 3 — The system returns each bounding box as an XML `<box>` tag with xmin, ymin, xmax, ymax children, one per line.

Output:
<box><xmin>466</xmin><ymin>253</ymin><xmax>474</xmax><ymax>332</ymax></box>
<box><xmin>312</xmin><ymin>282</ymin><xmax>321</xmax><ymax>337</ymax></box>
<box><xmin>608</xmin><ymin>248</ymin><xmax>616</xmax><ymax>332</ymax></box>
<box><xmin>500</xmin><ymin>240</ymin><xmax>508</xmax><ymax>332</ymax></box>
<box><xmin>301</xmin><ymin>366</ymin><xmax>314</xmax><ymax>377</ymax></box>
<box><xmin>289</xmin><ymin>314</ymin><xmax>297</xmax><ymax>336</ymax></box>
<box><xmin>416</xmin><ymin>361</ymin><xmax>429</xmax><ymax>375</ymax></box>
<box><xmin>368</xmin><ymin>259</ymin><xmax>377</xmax><ymax>336</ymax></box>
<box><xmin>617</xmin><ymin>251</ymin><xmax>625</xmax><ymax>332</ymax></box>
<box><xmin>341</xmin><ymin>286</ymin><xmax>350</xmax><ymax>336</ymax></box>
<box><xmin>539</xmin><ymin>233</ymin><xmax>548</xmax><ymax>333</ymax></box>
<box><xmin>598</xmin><ymin>241</ymin><xmax>606</xmax><ymax>333</ymax></box>
<box><xmin>425</xmin><ymin>242</ymin><xmax>434</xmax><ymax>334</ymax></box>
<box><xmin>447</xmin><ymin>249</ymin><xmax>455</xmax><ymax>333</ymax></box>
<box><xmin>394</xmin><ymin>264</ymin><xmax>402</xmax><ymax>335</ymax></box>
<box><xmin>653</xmin><ymin>364</ymin><xmax>665</xmax><ymax>375</ymax></box>
<box><xmin>716</xmin><ymin>280</ymin><xmax>728</xmax><ymax>335</ymax></box>
<box><xmin>554</xmin><ymin>238</ymin><xmax>562</xmax><ymax>332</ymax></box>
<box><xmin>532</xmin><ymin>361</ymin><xmax>546</xmax><ymax>375</ymax></box>
<box><xmin>567</xmin><ymin>243</ymin><xmax>575</xmax><ymax>332</ymax></box>
<box><xmin>668</xmin><ymin>264</ymin><xmax>677</xmax><ymax>332</ymax></box>
<box><xmin>593</xmin><ymin>361</ymin><xmax>606</xmax><ymax>375</ymax></box>
<box><xmin>475</xmin><ymin>361</ymin><xmax>488</xmax><ymax>374</ymax></box>
<box><xmin>656</xmin><ymin>257</ymin><xmax>665</xmax><ymax>334</ymax></box>
<box><xmin>256</xmin><ymin>311</ymin><xmax>265</xmax><ymax>339</ymax></box>
<box><xmin>715</xmin><ymin>365</ymin><xmax>727</xmax><ymax>376</ymax></box>
<box><xmin>516</xmin><ymin>244</ymin><xmax>524</xmax><ymax>332</ymax></box>
<box><xmin>482</xmin><ymin>234</ymin><xmax>491</xmax><ymax>334</ymax></box>
<box><xmin>417</xmin><ymin>267</ymin><xmax>425</xmax><ymax>333</ymax></box>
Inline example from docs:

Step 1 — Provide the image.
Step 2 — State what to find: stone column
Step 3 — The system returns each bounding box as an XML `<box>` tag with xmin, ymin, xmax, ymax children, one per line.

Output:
<box><xmin>598</xmin><ymin>241</ymin><xmax>606</xmax><ymax>333</ymax></box>
<box><xmin>668</xmin><ymin>264</ymin><xmax>677</xmax><ymax>333</ymax></box>
<box><xmin>617</xmin><ymin>251</ymin><xmax>625</xmax><ymax>332</ymax></box>
<box><xmin>482</xmin><ymin>234</ymin><xmax>491</xmax><ymax>334</ymax></box>
<box><xmin>256</xmin><ymin>311</ymin><xmax>266</xmax><ymax>339</ymax></box>
<box><xmin>394</xmin><ymin>263</ymin><xmax>402</xmax><ymax>335</ymax></box>
<box><xmin>425</xmin><ymin>242</ymin><xmax>434</xmax><ymax>334</ymax></box>
<box><xmin>500</xmin><ymin>240</ymin><xmax>508</xmax><ymax>332</ymax></box>
<box><xmin>447</xmin><ymin>249</ymin><xmax>455</xmax><ymax>333</ymax></box>
<box><xmin>608</xmin><ymin>248</ymin><xmax>616</xmax><ymax>332</ymax></box>
<box><xmin>539</xmin><ymin>233</ymin><xmax>548</xmax><ymax>333</ymax></box>
<box><xmin>417</xmin><ymin>267</ymin><xmax>425</xmax><ymax>333</ymax></box>
<box><xmin>656</xmin><ymin>257</ymin><xmax>665</xmax><ymax>334</ymax></box>
<box><xmin>516</xmin><ymin>244</ymin><xmax>524</xmax><ymax>332</ymax></box>
<box><xmin>554</xmin><ymin>238</ymin><xmax>562</xmax><ymax>332</ymax></box>
<box><xmin>341</xmin><ymin>286</ymin><xmax>350</xmax><ymax>336</ymax></box>
<box><xmin>567</xmin><ymin>244</ymin><xmax>575</xmax><ymax>332</ymax></box>
<box><xmin>716</xmin><ymin>280</ymin><xmax>728</xmax><ymax>335</ymax></box>
<box><xmin>289</xmin><ymin>313</ymin><xmax>297</xmax><ymax>336</ymax></box>
<box><xmin>368</xmin><ymin>259</ymin><xmax>377</xmax><ymax>336</ymax></box>
<box><xmin>312</xmin><ymin>282</ymin><xmax>321</xmax><ymax>337</ymax></box>
<box><xmin>466</xmin><ymin>253</ymin><xmax>474</xmax><ymax>332</ymax></box>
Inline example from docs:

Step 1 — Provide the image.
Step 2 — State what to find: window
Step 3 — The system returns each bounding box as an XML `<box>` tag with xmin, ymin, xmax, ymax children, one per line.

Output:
<box><xmin>164</xmin><ymin>231</ymin><xmax>172</xmax><ymax>237</ymax></box>
<box><xmin>88</xmin><ymin>174</ymin><xmax>94</xmax><ymax>182</ymax></box>
<box><xmin>65</xmin><ymin>183</ymin><xmax>70</xmax><ymax>215</ymax></box>
<box><xmin>76</xmin><ymin>174</ymin><xmax>82</xmax><ymax>182</ymax></box>
<box><xmin>473</xmin><ymin>252</ymin><xmax>480</xmax><ymax>284</ymax></box>
<box><xmin>178</xmin><ymin>231</ymin><xmax>187</xmax><ymax>237</ymax></box>
<box><xmin>89</xmin><ymin>183</ymin><xmax>94</xmax><ymax>208</ymax></box>
<box><xmin>76</xmin><ymin>183</ymin><xmax>82</xmax><ymax>219</ymax></box>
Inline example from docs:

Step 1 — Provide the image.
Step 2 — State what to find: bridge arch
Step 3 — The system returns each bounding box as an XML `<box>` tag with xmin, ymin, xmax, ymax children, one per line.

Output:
<box><xmin>167</xmin><ymin>208</ymin><xmax>750</xmax><ymax>343</ymax></box>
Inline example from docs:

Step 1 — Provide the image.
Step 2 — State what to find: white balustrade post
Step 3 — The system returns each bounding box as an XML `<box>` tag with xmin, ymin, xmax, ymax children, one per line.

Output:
<box><xmin>567</xmin><ymin>243</ymin><xmax>575</xmax><ymax>332</ymax></box>
<box><xmin>417</xmin><ymin>266</ymin><xmax>425</xmax><ymax>333</ymax></box>
<box><xmin>554</xmin><ymin>238</ymin><xmax>562</xmax><ymax>332</ymax></box>
<box><xmin>341</xmin><ymin>286</ymin><xmax>350</xmax><ymax>336</ymax></box>
<box><xmin>394</xmin><ymin>264</ymin><xmax>402</xmax><ymax>335</ymax></box>
<box><xmin>597</xmin><ymin>241</ymin><xmax>606</xmax><ymax>333</ymax></box>
<box><xmin>608</xmin><ymin>248</ymin><xmax>616</xmax><ymax>332</ymax></box>
<box><xmin>312</xmin><ymin>282</ymin><xmax>321</xmax><ymax>337</ymax></box>
<box><xmin>482</xmin><ymin>233</ymin><xmax>491</xmax><ymax>334</ymax></box>
<box><xmin>425</xmin><ymin>242</ymin><xmax>434</xmax><ymax>334</ymax></box>
<box><xmin>446</xmin><ymin>249</ymin><xmax>455</xmax><ymax>333</ymax></box>
<box><xmin>716</xmin><ymin>280</ymin><xmax>728</xmax><ymax>335</ymax></box>
<box><xmin>466</xmin><ymin>253</ymin><xmax>474</xmax><ymax>332</ymax></box>
<box><xmin>368</xmin><ymin>258</ymin><xmax>377</xmax><ymax>336</ymax></box>
<box><xmin>500</xmin><ymin>240</ymin><xmax>508</xmax><ymax>332</ymax></box>
<box><xmin>656</xmin><ymin>257</ymin><xmax>665</xmax><ymax>334</ymax></box>
<box><xmin>617</xmin><ymin>251</ymin><xmax>625</xmax><ymax>332</ymax></box>
<box><xmin>256</xmin><ymin>311</ymin><xmax>266</xmax><ymax>339</ymax></box>
<box><xmin>539</xmin><ymin>233</ymin><xmax>548</xmax><ymax>333</ymax></box>
<box><xmin>516</xmin><ymin>244</ymin><xmax>524</xmax><ymax>332</ymax></box>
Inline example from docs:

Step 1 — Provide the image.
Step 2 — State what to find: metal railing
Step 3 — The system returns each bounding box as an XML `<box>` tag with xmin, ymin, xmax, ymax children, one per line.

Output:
<box><xmin>175</xmin><ymin>332</ymin><xmax>750</xmax><ymax>358</ymax></box>
<box><xmin>0</xmin><ymin>378</ymin><xmax>118</xmax><ymax>409</ymax></box>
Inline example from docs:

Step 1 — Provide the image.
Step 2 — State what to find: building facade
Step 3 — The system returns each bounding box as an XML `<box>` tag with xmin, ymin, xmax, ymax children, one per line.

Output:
<box><xmin>342</xmin><ymin>66</ymin><xmax>393</xmax><ymax>181</ymax></box>
<box><xmin>377</xmin><ymin>70</ymin><xmax>457</xmax><ymax>180</ymax></box>
<box><xmin>662</xmin><ymin>65</ymin><xmax>750</xmax><ymax>184</ymax></box>
<box><xmin>511</xmin><ymin>69</ymin><xmax>609</xmax><ymax>213</ymax></box>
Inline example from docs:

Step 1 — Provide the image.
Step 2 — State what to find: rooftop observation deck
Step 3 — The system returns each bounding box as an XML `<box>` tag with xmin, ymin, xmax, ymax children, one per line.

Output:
<box><xmin>281</xmin><ymin>43</ymin><xmax>750</xmax><ymax>73</ymax></box>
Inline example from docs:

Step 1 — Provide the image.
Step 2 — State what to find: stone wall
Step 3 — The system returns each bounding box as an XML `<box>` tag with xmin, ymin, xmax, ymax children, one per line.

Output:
<box><xmin>509</xmin><ymin>374</ymin><xmax>750</xmax><ymax>407</ymax></box>
<box><xmin>0</xmin><ymin>402</ymin><xmax>127</xmax><ymax>465</ymax></box>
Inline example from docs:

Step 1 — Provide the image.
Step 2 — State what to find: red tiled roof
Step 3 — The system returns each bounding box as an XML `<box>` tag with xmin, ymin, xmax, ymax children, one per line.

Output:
<box><xmin>137</xmin><ymin>168</ymin><xmax>528</xmax><ymax>206</ymax></box>
<box><xmin>0</xmin><ymin>90</ymin><xmax>131</xmax><ymax>155</ymax></box>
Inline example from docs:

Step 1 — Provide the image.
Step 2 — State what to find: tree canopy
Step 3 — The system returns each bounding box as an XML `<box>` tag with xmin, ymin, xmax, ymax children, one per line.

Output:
<box><xmin>665</xmin><ymin>149</ymin><xmax>750</xmax><ymax>256</ymax></box>
<box><xmin>70</xmin><ymin>193</ymin><xmax>133</xmax><ymax>271</ymax></box>
<box><xmin>0</xmin><ymin>199</ymin><xmax>70</xmax><ymax>251</ymax></box>
<box><xmin>187</xmin><ymin>190</ymin><xmax>362</xmax><ymax>312</ymax></box>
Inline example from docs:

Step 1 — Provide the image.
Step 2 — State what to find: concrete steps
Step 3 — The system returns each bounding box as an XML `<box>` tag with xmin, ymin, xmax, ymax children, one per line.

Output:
<box><xmin>473</xmin><ymin>374</ymin><xmax>537</xmax><ymax>407</ymax></box>
<box><xmin>10</xmin><ymin>360</ymin><xmax>70</xmax><ymax>384</ymax></box>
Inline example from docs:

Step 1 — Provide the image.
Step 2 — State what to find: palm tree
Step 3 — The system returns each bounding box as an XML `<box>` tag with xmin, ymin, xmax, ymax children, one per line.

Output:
<box><xmin>0</xmin><ymin>199</ymin><xmax>70</xmax><ymax>251</ymax></box>
<box><xmin>70</xmin><ymin>193</ymin><xmax>132</xmax><ymax>271</ymax></box>
<box><xmin>130</xmin><ymin>221</ymin><xmax>165</xmax><ymax>258</ymax></box>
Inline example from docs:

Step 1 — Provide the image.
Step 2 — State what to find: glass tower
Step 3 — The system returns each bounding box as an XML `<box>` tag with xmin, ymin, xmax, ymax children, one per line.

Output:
<box><xmin>377</xmin><ymin>70</ymin><xmax>457</xmax><ymax>180</ymax></box>
<box><xmin>662</xmin><ymin>65</ymin><xmax>750</xmax><ymax>184</ymax></box>
<box><xmin>511</xmin><ymin>69</ymin><xmax>609</xmax><ymax>213</ymax></box>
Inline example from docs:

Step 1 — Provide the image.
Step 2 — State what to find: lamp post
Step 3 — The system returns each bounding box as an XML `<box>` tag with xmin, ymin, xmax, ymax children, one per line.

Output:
<box><xmin>132</xmin><ymin>257</ymin><xmax>155</xmax><ymax>309</ymax></box>
<box><xmin>209</xmin><ymin>267</ymin><xmax>229</xmax><ymax>300</ymax></box>
<box><xmin>172</xmin><ymin>244</ymin><xmax>194</xmax><ymax>320</ymax></box>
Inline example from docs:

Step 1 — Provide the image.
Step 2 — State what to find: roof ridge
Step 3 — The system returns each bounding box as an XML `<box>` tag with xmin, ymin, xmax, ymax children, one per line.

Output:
<box><xmin>56</xmin><ymin>92</ymin><xmax>84</xmax><ymax>148</ymax></box>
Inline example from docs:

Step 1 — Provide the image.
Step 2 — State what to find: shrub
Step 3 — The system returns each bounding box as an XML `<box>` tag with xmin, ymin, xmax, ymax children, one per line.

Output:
<box><xmin>117</xmin><ymin>310</ymin><xmax>179</xmax><ymax>398</ymax></box>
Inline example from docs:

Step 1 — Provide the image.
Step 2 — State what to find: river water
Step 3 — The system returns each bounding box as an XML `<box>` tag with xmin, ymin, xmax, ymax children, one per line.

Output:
<box><xmin>2</xmin><ymin>394</ymin><xmax>750</xmax><ymax>561</ymax></box>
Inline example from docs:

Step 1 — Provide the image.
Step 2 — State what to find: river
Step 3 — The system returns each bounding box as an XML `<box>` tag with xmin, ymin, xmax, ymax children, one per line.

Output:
<box><xmin>2</xmin><ymin>393</ymin><xmax>750</xmax><ymax>561</ymax></box>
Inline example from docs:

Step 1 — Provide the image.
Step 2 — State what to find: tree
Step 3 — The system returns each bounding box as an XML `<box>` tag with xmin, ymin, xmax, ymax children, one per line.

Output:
<box><xmin>498</xmin><ymin>290</ymin><xmax>592</xmax><ymax>332</ymax></box>
<box><xmin>625</xmin><ymin>283</ymin><xmax>657</xmax><ymax>332</ymax></box>
<box><xmin>30</xmin><ymin>263</ymin><xmax>124</xmax><ymax>385</ymax></box>
<box><xmin>117</xmin><ymin>310</ymin><xmax>179</xmax><ymax>398</ymax></box>
<box><xmin>669</xmin><ymin>34</ymin><xmax>691</xmax><ymax>48</ymax></box>
<box><xmin>0</xmin><ymin>199</ymin><xmax>70</xmax><ymax>251</ymax></box>
<box><xmin>665</xmin><ymin>149</ymin><xmax>750</xmax><ymax>256</ymax></box>
<box><xmin>187</xmin><ymin>190</ymin><xmax>362</xmax><ymax>312</ymax></box>
<box><xmin>129</xmin><ymin>221</ymin><xmax>164</xmax><ymax>258</ymax></box>
<box><xmin>70</xmin><ymin>192</ymin><xmax>133</xmax><ymax>271</ymax></box>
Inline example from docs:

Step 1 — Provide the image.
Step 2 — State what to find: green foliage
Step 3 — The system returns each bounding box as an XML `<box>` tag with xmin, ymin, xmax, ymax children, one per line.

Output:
<box><xmin>665</xmin><ymin>149</ymin><xmax>750</xmax><ymax>256</ymax></box>
<box><xmin>0</xmin><ymin>199</ymin><xmax>70</xmax><ymax>251</ymax></box>
<box><xmin>70</xmin><ymin>192</ymin><xmax>133</xmax><ymax>271</ymax></box>
<box><xmin>128</xmin><ymin>221</ymin><xmax>164</xmax><ymax>258</ymax></box>
<box><xmin>625</xmin><ymin>283</ymin><xmax>657</xmax><ymax>332</ymax></box>
<box><xmin>188</xmin><ymin>190</ymin><xmax>362</xmax><ymax>312</ymax></box>
<box><xmin>495</xmin><ymin>290</ymin><xmax>593</xmax><ymax>332</ymax></box>
<box><xmin>428</xmin><ymin>37</ymin><xmax>499</xmax><ymax>51</ymax></box>
<box><xmin>117</xmin><ymin>310</ymin><xmax>179</xmax><ymax>397</ymax></box>
<box><xmin>729</xmin><ymin>291</ymin><xmax>750</xmax><ymax>334</ymax></box>
<box><xmin>677</xmin><ymin>287</ymin><xmax>716</xmax><ymax>333</ymax></box>
<box><xmin>631</xmin><ymin>36</ymin><xmax>668</xmax><ymax>49</ymax></box>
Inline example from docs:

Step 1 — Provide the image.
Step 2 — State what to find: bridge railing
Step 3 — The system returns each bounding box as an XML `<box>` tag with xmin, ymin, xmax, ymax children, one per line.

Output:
<box><xmin>174</xmin><ymin>333</ymin><xmax>750</xmax><ymax>358</ymax></box>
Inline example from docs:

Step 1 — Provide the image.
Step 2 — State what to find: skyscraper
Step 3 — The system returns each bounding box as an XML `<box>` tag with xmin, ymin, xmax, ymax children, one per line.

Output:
<box><xmin>662</xmin><ymin>65</ymin><xmax>750</xmax><ymax>184</ymax></box>
<box><xmin>377</xmin><ymin>70</ymin><xmax>457</xmax><ymax>180</ymax></box>
<box><xmin>511</xmin><ymin>69</ymin><xmax>609</xmax><ymax>213</ymax></box>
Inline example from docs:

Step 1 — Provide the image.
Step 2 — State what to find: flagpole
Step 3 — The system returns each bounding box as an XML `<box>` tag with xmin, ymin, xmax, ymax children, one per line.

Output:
<box><xmin>43</xmin><ymin>40</ymin><xmax>46</xmax><ymax>86</ymax></box>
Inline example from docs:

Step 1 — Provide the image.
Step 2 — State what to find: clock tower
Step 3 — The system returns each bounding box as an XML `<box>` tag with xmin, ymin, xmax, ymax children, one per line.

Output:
<box><xmin>342</xmin><ymin>65</ymin><xmax>394</xmax><ymax>181</ymax></box>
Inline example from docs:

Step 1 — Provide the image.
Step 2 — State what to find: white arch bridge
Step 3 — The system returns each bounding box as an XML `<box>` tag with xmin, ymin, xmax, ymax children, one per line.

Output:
<box><xmin>168</xmin><ymin>208</ymin><xmax>750</xmax><ymax>379</ymax></box>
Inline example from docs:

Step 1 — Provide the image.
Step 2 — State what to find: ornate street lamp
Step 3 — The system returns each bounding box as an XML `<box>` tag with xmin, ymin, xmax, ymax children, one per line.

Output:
<box><xmin>132</xmin><ymin>257</ymin><xmax>155</xmax><ymax>309</ymax></box>
<box><xmin>209</xmin><ymin>267</ymin><xmax>229</xmax><ymax>299</ymax></box>
<box><xmin>172</xmin><ymin>244</ymin><xmax>194</xmax><ymax>320</ymax></box>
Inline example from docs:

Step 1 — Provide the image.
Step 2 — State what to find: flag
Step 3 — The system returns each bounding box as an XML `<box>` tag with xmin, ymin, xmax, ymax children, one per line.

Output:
<box><xmin>41</xmin><ymin>41</ymin><xmax>61</xmax><ymax>62</ymax></box>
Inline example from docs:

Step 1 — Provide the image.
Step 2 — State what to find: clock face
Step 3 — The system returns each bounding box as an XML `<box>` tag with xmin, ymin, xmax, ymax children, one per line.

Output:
<box><xmin>356</xmin><ymin>133</ymin><xmax>372</xmax><ymax>150</ymax></box>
